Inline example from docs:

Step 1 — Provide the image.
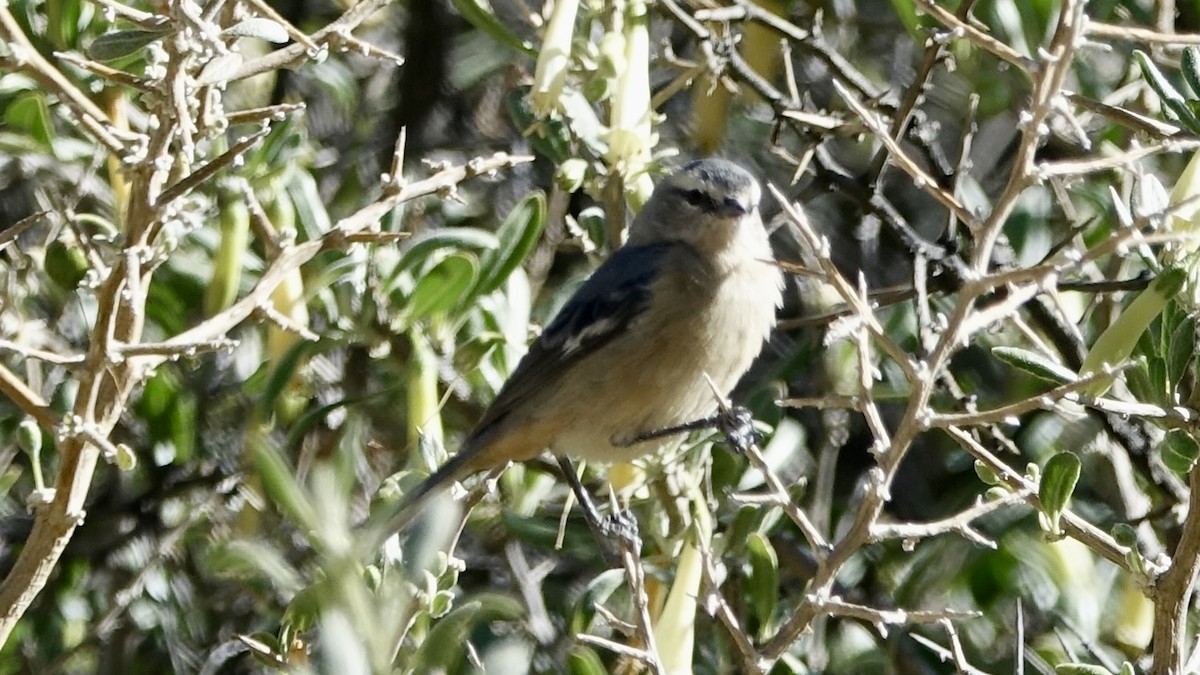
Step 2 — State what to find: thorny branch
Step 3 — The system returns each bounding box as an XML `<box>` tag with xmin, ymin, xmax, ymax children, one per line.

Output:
<box><xmin>0</xmin><ymin>0</ymin><xmax>530</xmax><ymax>647</ymax></box>
<box><xmin>675</xmin><ymin>0</ymin><xmax>1200</xmax><ymax>670</ymax></box>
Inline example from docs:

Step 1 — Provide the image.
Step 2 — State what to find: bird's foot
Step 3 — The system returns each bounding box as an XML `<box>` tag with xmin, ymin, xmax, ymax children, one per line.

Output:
<box><xmin>716</xmin><ymin>405</ymin><xmax>761</xmax><ymax>453</ymax></box>
<box><xmin>595</xmin><ymin>508</ymin><xmax>642</xmax><ymax>566</ymax></box>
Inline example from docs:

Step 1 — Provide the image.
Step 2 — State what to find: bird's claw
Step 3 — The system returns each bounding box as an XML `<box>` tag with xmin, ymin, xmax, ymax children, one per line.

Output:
<box><xmin>596</xmin><ymin>508</ymin><xmax>641</xmax><ymax>567</ymax></box>
<box><xmin>716</xmin><ymin>405</ymin><xmax>761</xmax><ymax>452</ymax></box>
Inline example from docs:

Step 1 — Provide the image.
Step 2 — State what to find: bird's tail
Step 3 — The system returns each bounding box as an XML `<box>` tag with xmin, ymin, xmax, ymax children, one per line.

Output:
<box><xmin>378</xmin><ymin>443</ymin><xmax>481</xmax><ymax>537</ymax></box>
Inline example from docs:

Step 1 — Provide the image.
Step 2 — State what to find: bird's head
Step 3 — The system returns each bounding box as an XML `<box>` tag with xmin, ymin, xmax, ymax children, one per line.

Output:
<box><xmin>627</xmin><ymin>159</ymin><xmax>767</xmax><ymax>258</ymax></box>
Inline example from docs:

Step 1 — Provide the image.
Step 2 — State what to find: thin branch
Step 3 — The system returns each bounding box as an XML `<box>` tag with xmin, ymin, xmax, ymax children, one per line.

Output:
<box><xmin>229</xmin><ymin>0</ymin><xmax>398</xmax><ymax>82</ymax></box>
<box><xmin>911</xmin><ymin>0</ymin><xmax>1034</xmax><ymax>70</ymax></box>
<box><xmin>832</xmin><ymin>80</ymin><xmax>979</xmax><ymax>233</ymax></box>
<box><xmin>1151</xmin><ymin>463</ymin><xmax>1200</xmax><ymax>674</ymax></box>
<box><xmin>156</xmin><ymin>127</ymin><xmax>272</xmax><ymax>206</ymax></box>
<box><xmin>1087</xmin><ymin>21</ymin><xmax>1200</xmax><ymax>45</ymax></box>
<box><xmin>808</xmin><ymin>596</ymin><xmax>982</xmax><ymax>626</ymax></box>
<box><xmin>944</xmin><ymin>425</ymin><xmax>1156</xmax><ymax>577</ymax></box>
<box><xmin>0</xmin><ymin>6</ymin><xmax>124</xmax><ymax>153</ymax></box>
<box><xmin>870</xmin><ymin>488</ymin><xmax>1032</xmax><ymax>548</ymax></box>
<box><xmin>0</xmin><ymin>363</ymin><xmax>57</xmax><ymax>430</ymax></box>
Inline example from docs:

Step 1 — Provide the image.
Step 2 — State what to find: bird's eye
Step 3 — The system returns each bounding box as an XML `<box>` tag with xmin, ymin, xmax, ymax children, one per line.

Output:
<box><xmin>683</xmin><ymin>189</ymin><xmax>706</xmax><ymax>206</ymax></box>
<box><xmin>723</xmin><ymin>197</ymin><xmax>747</xmax><ymax>215</ymax></box>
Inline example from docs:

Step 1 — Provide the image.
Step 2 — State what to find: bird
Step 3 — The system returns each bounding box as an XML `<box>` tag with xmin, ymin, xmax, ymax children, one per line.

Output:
<box><xmin>388</xmin><ymin>158</ymin><xmax>783</xmax><ymax>530</ymax></box>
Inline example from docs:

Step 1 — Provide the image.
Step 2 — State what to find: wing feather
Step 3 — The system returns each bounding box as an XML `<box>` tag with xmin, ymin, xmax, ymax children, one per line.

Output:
<box><xmin>467</xmin><ymin>242</ymin><xmax>673</xmax><ymax>436</ymax></box>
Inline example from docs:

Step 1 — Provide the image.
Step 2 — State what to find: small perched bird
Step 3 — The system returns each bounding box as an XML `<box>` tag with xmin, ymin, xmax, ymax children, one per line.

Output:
<box><xmin>393</xmin><ymin>158</ymin><xmax>783</xmax><ymax>526</ymax></box>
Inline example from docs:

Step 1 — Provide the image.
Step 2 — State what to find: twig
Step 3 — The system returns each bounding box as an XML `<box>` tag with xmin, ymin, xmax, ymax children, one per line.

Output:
<box><xmin>225</xmin><ymin>102</ymin><xmax>307</xmax><ymax>126</ymax></box>
<box><xmin>1087</xmin><ymin>21</ymin><xmax>1200</xmax><ymax>45</ymax></box>
<box><xmin>698</xmin><ymin>542</ymin><xmax>768</xmax><ymax>674</ymax></box>
<box><xmin>0</xmin><ymin>6</ymin><xmax>124</xmax><ymax>153</ymax></box>
<box><xmin>229</xmin><ymin>0</ymin><xmax>398</xmax><ymax>82</ymax></box>
<box><xmin>944</xmin><ymin>425</ymin><xmax>1156</xmax><ymax>576</ymax></box>
<box><xmin>833</xmin><ymin>80</ymin><xmax>979</xmax><ymax>232</ymax></box>
<box><xmin>740</xmin><ymin>433</ymin><xmax>830</xmax><ymax>557</ymax></box>
<box><xmin>156</xmin><ymin>127</ymin><xmax>272</xmax><ymax>206</ymax></box>
<box><xmin>808</xmin><ymin>595</ymin><xmax>982</xmax><ymax>626</ymax></box>
<box><xmin>870</xmin><ymin>488</ymin><xmax>1032</xmax><ymax>548</ymax></box>
<box><xmin>1151</xmin><ymin>463</ymin><xmax>1200</xmax><ymax>674</ymax></box>
<box><xmin>911</xmin><ymin>0</ymin><xmax>1034</xmax><ymax>70</ymax></box>
<box><xmin>0</xmin><ymin>364</ymin><xmax>57</xmax><ymax>430</ymax></box>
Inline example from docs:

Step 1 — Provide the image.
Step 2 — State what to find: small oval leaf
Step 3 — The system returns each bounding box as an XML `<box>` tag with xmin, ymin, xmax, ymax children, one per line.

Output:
<box><xmin>222</xmin><ymin>17</ymin><xmax>289</xmax><ymax>43</ymax></box>
<box><xmin>1161</xmin><ymin>429</ymin><xmax>1200</xmax><ymax>475</ymax></box>
<box><xmin>197</xmin><ymin>51</ymin><xmax>245</xmax><ymax>85</ymax></box>
<box><xmin>992</xmin><ymin>346</ymin><xmax>1077</xmax><ymax>385</ymax></box>
<box><xmin>1039</xmin><ymin>452</ymin><xmax>1081</xmax><ymax>535</ymax></box>
<box><xmin>87</xmin><ymin>28</ymin><xmax>169</xmax><ymax>61</ymax></box>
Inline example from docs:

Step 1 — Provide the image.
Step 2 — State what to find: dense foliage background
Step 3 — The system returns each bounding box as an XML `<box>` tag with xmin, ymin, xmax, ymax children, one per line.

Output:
<box><xmin>4</xmin><ymin>0</ymin><xmax>1200</xmax><ymax>673</ymax></box>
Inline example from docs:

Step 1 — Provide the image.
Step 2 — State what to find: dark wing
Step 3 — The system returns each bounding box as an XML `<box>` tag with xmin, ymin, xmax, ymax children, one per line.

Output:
<box><xmin>468</xmin><ymin>242</ymin><xmax>673</xmax><ymax>435</ymax></box>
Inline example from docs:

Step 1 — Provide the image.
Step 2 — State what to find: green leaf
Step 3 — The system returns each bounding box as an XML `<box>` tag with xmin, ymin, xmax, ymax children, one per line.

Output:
<box><xmin>1164</xmin><ymin>98</ymin><xmax>1200</xmax><ymax>133</ymax></box>
<box><xmin>1055</xmin><ymin>665</ymin><xmax>1115</xmax><ymax>675</ymax></box>
<box><xmin>16</xmin><ymin>418</ymin><xmax>41</xmax><ymax>456</ymax></box>
<box><xmin>570</xmin><ymin>569</ymin><xmax>626</xmax><ymax>634</ymax></box>
<box><xmin>471</xmin><ymin>192</ymin><xmax>546</xmax><ymax>297</ymax></box>
<box><xmin>745</xmin><ymin>532</ymin><xmax>779</xmax><ymax>638</ymax></box>
<box><xmin>286</xmin><ymin>170</ymin><xmax>332</xmax><ymax>237</ymax></box>
<box><xmin>1038</xmin><ymin>452</ymin><xmax>1081</xmax><ymax>536</ymax></box>
<box><xmin>87</xmin><ymin>28</ymin><xmax>169</xmax><ymax>61</ymax></box>
<box><xmin>413</xmin><ymin>594</ymin><xmax>525</xmax><ymax>669</ymax></box>
<box><xmin>1126</xmin><ymin>360</ymin><xmax>1157</xmax><ymax>404</ymax></box>
<box><xmin>44</xmin><ymin>240</ymin><xmax>89</xmax><ymax>290</ymax></box>
<box><xmin>448</xmin><ymin>0</ymin><xmax>534</xmax><ymax>55</ymax></box>
<box><xmin>1136</xmin><ymin>50</ymin><xmax>1187</xmax><ymax>107</ymax></box>
<box><xmin>258</xmin><ymin>338</ymin><xmax>313</xmax><ymax>417</ymax></box>
<box><xmin>137</xmin><ymin>368</ymin><xmax>179</xmax><ymax>421</ymax></box>
<box><xmin>253</xmin><ymin>440</ymin><xmax>319</xmax><ymax>531</ymax></box>
<box><xmin>46</xmin><ymin>0</ymin><xmax>83</xmax><ymax>50</ymax></box>
<box><xmin>222</xmin><ymin>18</ymin><xmax>289</xmax><ymax>43</ymax></box>
<box><xmin>1184</xmin><ymin>47</ymin><xmax>1200</xmax><ymax>97</ymax></box>
<box><xmin>1148</xmin><ymin>355</ymin><xmax>1169</xmax><ymax>403</ymax></box>
<box><xmin>113</xmin><ymin>443</ymin><xmax>137</xmax><ymax>471</ymax></box>
<box><xmin>168</xmin><ymin>391</ymin><xmax>197</xmax><ymax>463</ymax></box>
<box><xmin>992</xmin><ymin>346</ymin><xmax>1077</xmax><ymax>385</ymax></box>
<box><xmin>1079</xmin><ymin>268</ymin><xmax>1186</xmax><ymax>396</ymax></box>
<box><xmin>206</xmin><ymin>540</ymin><xmax>303</xmax><ymax>592</ymax></box>
<box><xmin>5</xmin><ymin>93</ymin><xmax>53</xmax><ymax>149</ymax></box>
<box><xmin>974</xmin><ymin>460</ymin><xmax>1003</xmax><ymax>486</ymax></box>
<box><xmin>506</xmin><ymin>87</ymin><xmax>573</xmax><ymax>163</ymax></box>
<box><xmin>1169</xmin><ymin>314</ymin><xmax>1197</xmax><ymax>389</ymax></box>
<box><xmin>567</xmin><ymin>646</ymin><xmax>608</xmax><ymax>675</ymax></box>
<box><xmin>393</xmin><ymin>228</ymin><xmax>499</xmax><ymax>283</ymax></box>
<box><xmin>1161</xmin><ymin>429</ymin><xmax>1200</xmax><ymax>474</ymax></box>
<box><xmin>1111</xmin><ymin>522</ymin><xmax>1138</xmax><ymax>548</ymax></box>
<box><xmin>406</xmin><ymin>253</ymin><xmax>479</xmax><ymax>320</ymax></box>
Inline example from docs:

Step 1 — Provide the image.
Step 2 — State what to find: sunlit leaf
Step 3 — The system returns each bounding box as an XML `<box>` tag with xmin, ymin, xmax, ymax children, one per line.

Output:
<box><xmin>472</xmin><ymin>192</ymin><xmax>546</xmax><ymax>297</ymax></box>
<box><xmin>87</xmin><ymin>28</ymin><xmax>169</xmax><ymax>61</ymax></box>
<box><xmin>992</xmin><ymin>346</ymin><xmax>1077</xmax><ymax>385</ymax></box>
<box><xmin>223</xmin><ymin>17</ymin><xmax>289</xmax><ymax>44</ymax></box>
<box><xmin>1161</xmin><ymin>429</ymin><xmax>1200</xmax><ymax>474</ymax></box>
<box><xmin>1038</xmin><ymin>452</ymin><xmax>1081</xmax><ymax>536</ymax></box>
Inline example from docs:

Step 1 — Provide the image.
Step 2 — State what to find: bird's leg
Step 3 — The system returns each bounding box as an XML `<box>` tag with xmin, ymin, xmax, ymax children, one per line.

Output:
<box><xmin>556</xmin><ymin>456</ymin><xmax>641</xmax><ymax>568</ymax></box>
<box><xmin>623</xmin><ymin>416</ymin><xmax>720</xmax><ymax>444</ymax></box>
<box><xmin>621</xmin><ymin>405</ymin><xmax>761</xmax><ymax>451</ymax></box>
